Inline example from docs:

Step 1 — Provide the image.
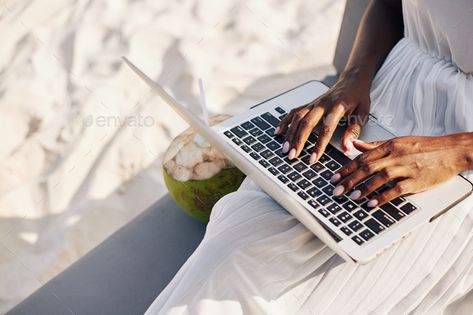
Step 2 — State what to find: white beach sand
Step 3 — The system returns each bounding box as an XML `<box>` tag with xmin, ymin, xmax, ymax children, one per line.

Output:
<box><xmin>0</xmin><ymin>0</ymin><xmax>345</xmax><ymax>311</ymax></box>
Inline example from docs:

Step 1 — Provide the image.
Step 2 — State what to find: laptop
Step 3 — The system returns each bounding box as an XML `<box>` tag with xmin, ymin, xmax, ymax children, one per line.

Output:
<box><xmin>123</xmin><ymin>57</ymin><xmax>473</xmax><ymax>264</ymax></box>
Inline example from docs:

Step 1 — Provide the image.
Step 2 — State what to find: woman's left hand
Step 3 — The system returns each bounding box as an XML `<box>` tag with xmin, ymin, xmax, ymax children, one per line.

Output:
<box><xmin>331</xmin><ymin>133</ymin><xmax>473</xmax><ymax>207</ymax></box>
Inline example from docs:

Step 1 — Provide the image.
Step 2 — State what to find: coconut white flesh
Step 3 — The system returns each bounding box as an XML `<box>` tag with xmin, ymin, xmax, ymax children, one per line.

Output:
<box><xmin>164</xmin><ymin>114</ymin><xmax>235</xmax><ymax>181</ymax></box>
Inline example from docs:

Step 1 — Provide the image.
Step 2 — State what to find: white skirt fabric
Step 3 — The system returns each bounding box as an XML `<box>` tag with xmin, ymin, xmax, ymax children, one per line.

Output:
<box><xmin>145</xmin><ymin>39</ymin><xmax>473</xmax><ymax>315</ymax></box>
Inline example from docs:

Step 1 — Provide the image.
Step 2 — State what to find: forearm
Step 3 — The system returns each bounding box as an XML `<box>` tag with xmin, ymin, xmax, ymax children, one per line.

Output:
<box><xmin>453</xmin><ymin>132</ymin><xmax>473</xmax><ymax>171</ymax></box>
<box><xmin>342</xmin><ymin>0</ymin><xmax>404</xmax><ymax>87</ymax></box>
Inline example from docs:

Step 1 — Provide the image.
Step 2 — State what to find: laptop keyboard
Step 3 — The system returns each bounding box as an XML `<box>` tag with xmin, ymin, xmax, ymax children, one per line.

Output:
<box><xmin>223</xmin><ymin>107</ymin><xmax>418</xmax><ymax>246</ymax></box>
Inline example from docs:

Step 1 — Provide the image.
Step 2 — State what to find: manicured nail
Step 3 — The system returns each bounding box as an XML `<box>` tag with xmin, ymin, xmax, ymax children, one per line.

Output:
<box><xmin>288</xmin><ymin>148</ymin><xmax>296</xmax><ymax>160</ymax></box>
<box><xmin>282</xmin><ymin>141</ymin><xmax>290</xmax><ymax>153</ymax></box>
<box><xmin>367</xmin><ymin>199</ymin><xmax>378</xmax><ymax>208</ymax></box>
<box><xmin>333</xmin><ymin>185</ymin><xmax>344</xmax><ymax>196</ymax></box>
<box><xmin>309</xmin><ymin>152</ymin><xmax>317</xmax><ymax>164</ymax></box>
<box><xmin>346</xmin><ymin>140</ymin><xmax>354</xmax><ymax>153</ymax></box>
<box><xmin>274</xmin><ymin>127</ymin><xmax>280</xmax><ymax>135</ymax></box>
<box><xmin>330</xmin><ymin>173</ymin><xmax>341</xmax><ymax>183</ymax></box>
<box><xmin>349</xmin><ymin>190</ymin><xmax>361</xmax><ymax>200</ymax></box>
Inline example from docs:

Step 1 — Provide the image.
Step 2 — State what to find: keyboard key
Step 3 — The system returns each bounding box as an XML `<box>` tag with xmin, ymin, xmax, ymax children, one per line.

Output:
<box><xmin>298</xmin><ymin>191</ymin><xmax>309</xmax><ymax>200</ymax></box>
<box><xmin>302</xmin><ymin>169</ymin><xmax>317</xmax><ymax>179</ymax></box>
<box><xmin>230</xmin><ymin>126</ymin><xmax>248</xmax><ymax>138</ymax></box>
<box><xmin>340</xmin><ymin>226</ymin><xmax>352</xmax><ymax>236</ymax></box>
<box><xmin>249</xmin><ymin>128</ymin><xmax>263</xmax><ymax>137</ymax></box>
<box><xmin>268</xmin><ymin>167</ymin><xmax>279</xmax><ymax>176</ymax></box>
<box><xmin>372</xmin><ymin>210</ymin><xmax>396</xmax><ymax>227</ymax></box>
<box><xmin>278</xmin><ymin>164</ymin><xmax>292</xmax><ymax>174</ymax></box>
<box><xmin>279</xmin><ymin>114</ymin><xmax>287</xmax><ymax>120</ymax></box>
<box><xmin>351</xmin><ymin>235</ymin><xmax>364</xmax><ymax>245</ymax></box>
<box><xmin>297</xmin><ymin>179</ymin><xmax>312</xmax><ymax>190</ymax></box>
<box><xmin>318</xmin><ymin>208</ymin><xmax>330</xmax><ymax>217</ymax></box>
<box><xmin>249</xmin><ymin>152</ymin><xmax>260</xmax><ymax>160</ymax></box>
<box><xmin>312</xmin><ymin>162</ymin><xmax>325</xmax><ymax>172</ymax></box>
<box><xmin>401</xmin><ymin>202</ymin><xmax>417</xmax><ymax>214</ymax></box>
<box><xmin>224</xmin><ymin>130</ymin><xmax>234</xmax><ymax>138</ymax></box>
<box><xmin>326</xmin><ymin>144</ymin><xmax>351</xmax><ymax>164</ymax></box>
<box><xmin>275</xmin><ymin>107</ymin><xmax>286</xmax><ymax>114</ymax></box>
<box><xmin>266</xmin><ymin>141</ymin><xmax>280</xmax><ymax>151</ymax></box>
<box><xmin>365</xmin><ymin>218</ymin><xmax>386</xmax><ymax>234</ymax></box>
<box><xmin>338</xmin><ymin>211</ymin><xmax>352</xmax><ymax>223</ymax></box>
<box><xmin>287</xmin><ymin>182</ymin><xmax>299</xmax><ymax>192</ymax></box>
<box><xmin>320</xmin><ymin>170</ymin><xmax>333</xmax><ymax>180</ymax></box>
<box><xmin>257</xmin><ymin>134</ymin><xmax>272</xmax><ymax>143</ymax></box>
<box><xmin>301</xmin><ymin>155</ymin><xmax>311</xmax><ymax>165</ymax></box>
<box><xmin>287</xmin><ymin>171</ymin><xmax>302</xmax><ymax>182</ymax></box>
<box><xmin>251</xmin><ymin>117</ymin><xmax>271</xmax><ymax>130</ymax></box>
<box><xmin>261</xmin><ymin>112</ymin><xmax>280</xmax><ymax>127</ymax></box>
<box><xmin>391</xmin><ymin>196</ymin><xmax>406</xmax><ymax>206</ymax></box>
<box><xmin>348</xmin><ymin>220</ymin><xmax>363</xmax><ymax>232</ymax></box>
<box><xmin>343</xmin><ymin>201</ymin><xmax>358</xmax><ymax>212</ymax></box>
<box><xmin>243</xmin><ymin>136</ymin><xmax>256</xmax><ymax>145</ymax></box>
<box><xmin>251</xmin><ymin>143</ymin><xmax>265</xmax><ymax>152</ymax></box>
<box><xmin>359</xmin><ymin>229</ymin><xmax>375</xmax><ymax>241</ymax></box>
<box><xmin>326</xmin><ymin>160</ymin><xmax>341</xmax><ymax>171</ymax></box>
<box><xmin>232</xmin><ymin>138</ymin><xmax>242</xmax><ymax>145</ymax></box>
<box><xmin>313</xmin><ymin>177</ymin><xmax>328</xmax><ymax>188</ymax></box>
<box><xmin>329</xmin><ymin>217</ymin><xmax>342</xmax><ymax>226</ymax></box>
<box><xmin>294</xmin><ymin>162</ymin><xmax>308</xmax><ymax>172</ymax></box>
<box><xmin>265</xmin><ymin>128</ymin><xmax>275</xmax><ymax>137</ymax></box>
<box><xmin>269</xmin><ymin>157</ymin><xmax>283</xmax><ymax>167</ymax></box>
<box><xmin>307</xmin><ymin>187</ymin><xmax>322</xmax><ymax>198</ymax></box>
<box><xmin>274</xmin><ymin>148</ymin><xmax>285</xmax><ymax>157</ymax></box>
<box><xmin>241</xmin><ymin>121</ymin><xmax>255</xmax><ymax>130</ymax></box>
<box><xmin>361</xmin><ymin>201</ymin><xmax>374</xmax><ymax>212</ymax></box>
<box><xmin>308</xmin><ymin>199</ymin><xmax>320</xmax><ymax>209</ymax></box>
<box><xmin>327</xmin><ymin>203</ymin><xmax>342</xmax><ymax>214</ymax></box>
<box><xmin>333</xmin><ymin>195</ymin><xmax>348</xmax><ymax>204</ymax></box>
<box><xmin>273</xmin><ymin>135</ymin><xmax>285</xmax><ymax>144</ymax></box>
<box><xmin>241</xmin><ymin>145</ymin><xmax>251</xmax><ymax>153</ymax></box>
<box><xmin>277</xmin><ymin>175</ymin><xmax>289</xmax><ymax>183</ymax></box>
<box><xmin>322</xmin><ymin>185</ymin><xmax>334</xmax><ymax>196</ymax></box>
<box><xmin>353</xmin><ymin>210</ymin><xmax>369</xmax><ymax>221</ymax></box>
<box><xmin>381</xmin><ymin>203</ymin><xmax>405</xmax><ymax>221</ymax></box>
<box><xmin>260</xmin><ymin>150</ymin><xmax>274</xmax><ymax>159</ymax></box>
<box><xmin>317</xmin><ymin>195</ymin><xmax>331</xmax><ymax>206</ymax></box>
<box><xmin>259</xmin><ymin>160</ymin><xmax>270</xmax><ymax>168</ymax></box>
<box><xmin>318</xmin><ymin>155</ymin><xmax>330</xmax><ymax>163</ymax></box>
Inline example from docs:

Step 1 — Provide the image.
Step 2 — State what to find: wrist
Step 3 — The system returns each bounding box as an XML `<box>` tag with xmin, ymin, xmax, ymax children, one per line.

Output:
<box><xmin>339</xmin><ymin>65</ymin><xmax>373</xmax><ymax>90</ymax></box>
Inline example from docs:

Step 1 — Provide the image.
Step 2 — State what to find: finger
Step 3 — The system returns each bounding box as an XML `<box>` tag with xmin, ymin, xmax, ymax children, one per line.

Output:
<box><xmin>332</xmin><ymin>142</ymin><xmax>391</xmax><ymax>182</ymax></box>
<box><xmin>352</xmin><ymin>167</ymin><xmax>409</xmax><ymax>200</ymax></box>
<box><xmin>332</xmin><ymin>159</ymin><xmax>387</xmax><ymax>196</ymax></box>
<box><xmin>291</xmin><ymin>106</ymin><xmax>325</xmax><ymax>159</ymax></box>
<box><xmin>275</xmin><ymin>107</ymin><xmax>299</xmax><ymax>135</ymax></box>
<box><xmin>284</xmin><ymin>108</ymin><xmax>311</xmax><ymax>158</ymax></box>
<box><xmin>342</xmin><ymin>108</ymin><xmax>368</xmax><ymax>153</ymax></box>
<box><xmin>312</xmin><ymin>106</ymin><xmax>345</xmax><ymax>162</ymax></box>
<box><xmin>367</xmin><ymin>179</ymin><xmax>416</xmax><ymax>207</ymax></box>
<box><xmin>352</xmin><ymin>139</ymin><xmax>387</xmax><ymax>152</ymax></box>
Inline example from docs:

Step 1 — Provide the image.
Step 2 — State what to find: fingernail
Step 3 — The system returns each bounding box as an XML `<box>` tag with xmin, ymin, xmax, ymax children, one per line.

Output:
<box><xmin>288</xmin><ymin>148</ymin><xmax>296</xmax><ymax>160</ymax></box>
<box><xmin>309</xmin><ymin>152</ymin><xmax>317</xmax><ymax>164</ymax></box>
<box><xmin>349</xmin><ymin>190</ymin><xmax>361</xmax><ymax>200</ymax></box>
<box><xmin>274</xmin><ymin>127</ymin><xmax>280</xmax><ymax>135</ymax></box>
<box><xmin>346</xmin><ymin>140</ymin><xmax>354</xmax><ymax>153</ymax></box>
<box><xmin>367</xmin><ymin>199</ymin><xmax>378</xmax><ymax>208</ymax></box>
<box><xmin>330</xmin><ymin>173</ymin><xmax>341</xmax><ymax>183</ymax></box>
<box><xmin>333</xmin><ymin>185</ymin><xmax>344</xmax><ymax>196</ymax></box>
<box><xmin>282</xmin><ymin>141</ymin><xmax>290</xmax><ymax>153</ymax></box>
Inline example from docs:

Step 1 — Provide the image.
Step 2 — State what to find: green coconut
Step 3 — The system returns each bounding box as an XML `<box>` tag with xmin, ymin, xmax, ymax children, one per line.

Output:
<box><xmin>162</xmin><ymin>115</ymin><xmax>246</xmax><ymax>223</ymax></box>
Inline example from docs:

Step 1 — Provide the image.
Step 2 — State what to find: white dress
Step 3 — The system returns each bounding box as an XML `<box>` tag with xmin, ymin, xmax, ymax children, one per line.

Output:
<box><xmin>146</xmin><ymin>1</ymin><xmax>473</xmax><ymax>314</ymax></box>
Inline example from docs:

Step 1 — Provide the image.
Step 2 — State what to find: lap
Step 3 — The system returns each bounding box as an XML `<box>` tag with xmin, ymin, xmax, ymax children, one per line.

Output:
<box><xmin>146</xmin><ymin>178</ymin><xmax>473</xmax><ymax>315</ymax></box>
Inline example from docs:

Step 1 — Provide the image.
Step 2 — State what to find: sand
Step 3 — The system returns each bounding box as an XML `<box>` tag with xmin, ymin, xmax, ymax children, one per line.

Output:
<box><xmin>0</xmin><ymin>0</ymin><xmax>345</xmax><ymax>311</ymax></box>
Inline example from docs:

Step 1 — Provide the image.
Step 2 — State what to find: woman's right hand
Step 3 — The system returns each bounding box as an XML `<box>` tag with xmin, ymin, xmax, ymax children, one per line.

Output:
<box><xmin>274</xmin><ymin>70</ymin><xmax>372</xmax><ymax>164</ymax></box>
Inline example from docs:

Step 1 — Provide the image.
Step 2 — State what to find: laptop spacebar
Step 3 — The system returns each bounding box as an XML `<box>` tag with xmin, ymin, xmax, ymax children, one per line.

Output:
<box><xmin>325</xmin><ymin>143</ymin><xmax>351</xmax><ymax>166</ymax></box>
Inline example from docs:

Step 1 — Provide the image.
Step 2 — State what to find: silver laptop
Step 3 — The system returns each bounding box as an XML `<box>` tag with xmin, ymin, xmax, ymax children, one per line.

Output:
<box><xmin>123</xmin><ymin>57</ymin><xmax>473</xmax><ymax>264</ymax></box>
